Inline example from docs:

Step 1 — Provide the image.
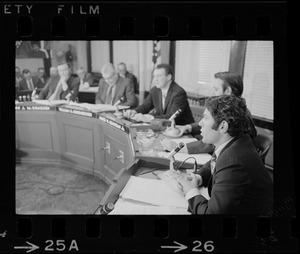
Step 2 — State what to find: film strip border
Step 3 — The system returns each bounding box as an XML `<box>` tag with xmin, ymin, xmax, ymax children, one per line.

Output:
<box><xmin>1</xmin><ymin>1</ymin><xmax>296</xmax><ymax>253</ymax></box>
<box><xmin>3</xmin><ymin>216</ymin><xmax>296</xmax><ymax>252</ymax></box>
<box><xmin>1</xmin><ymin>2</ymin><xmax>285</xmax><ymax>38</ymax></box>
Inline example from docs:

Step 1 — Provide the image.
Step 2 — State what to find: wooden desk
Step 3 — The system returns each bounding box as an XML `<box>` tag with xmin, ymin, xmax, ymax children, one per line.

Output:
<box><xmin>16</xmin><ymin>102</ymin><xmax>210</xmax><ymax>185</ymax></box>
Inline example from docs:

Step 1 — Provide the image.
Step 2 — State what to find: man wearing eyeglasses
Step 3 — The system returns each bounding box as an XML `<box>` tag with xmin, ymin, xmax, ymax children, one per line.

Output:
<box><xmin>95</xmin><ymin>63</ymin><xmax>138</xmax><ymax>107</ymax></box>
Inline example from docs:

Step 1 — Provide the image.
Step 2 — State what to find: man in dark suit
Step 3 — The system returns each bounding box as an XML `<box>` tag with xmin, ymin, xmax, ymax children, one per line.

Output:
<box><xmin>76</xmin><ymin>67</ymin><xmax>94</xmax><ymax>88</ymax></box>
<box><xmin>38</xmin><ymin>62</ymin><xmax>79</xmax><ymax>101</ymax></box>
<box><xmin>95</xmin><ymin>63</ymin><xmax>138</xmax><ymax>107</ymax></box>
<box><xmin>177</xmin><ymin>95</ymin><xmax>273</xmax><ymax>214</ymax></box>
<box><xmin>36</xmin><ymin>67</ymin><xmax>48</xmax><ymax>87</ymax></box>
<box><xmin>18</xmin><ymin>69</ymin><xmax>44</xmax><ymax>90</ymax></box>
<box><xmin>124</xmin><ymin>64</ymin><xmax>194</xmax><ymax>126</ymax></box>
<box><xmin>117</xmin><ymin>62</ymin><xmax>139</xmax><ymax>94</ymax></box>
<box><xmin>162</xmin><ymin>71</ymin><xmax>257</xmax><ymax>154</ymax></box>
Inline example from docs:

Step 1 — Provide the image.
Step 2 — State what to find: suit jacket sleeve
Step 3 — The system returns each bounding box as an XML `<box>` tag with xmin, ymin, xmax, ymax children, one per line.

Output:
<box><xmin>38</xmin><ymin>80</ymin><xmax>51</xmax><ymax>99</ymax></box>
<box><xmin>60</xmin><ymin>77</ymin><xmax>80</xmax><ymax>101</ymax></box>
<box><xmin>95</xmin><ymin>78</ymin><xmax>105</xmax><ymax>104</ymax></box>
<box><xmin>85</xmin><ymin>73</ymin><xmax>94</xmax><ymax>87</ymax></box>
<box><xmin>121</xmin><ymin>80</ymin><xmax>138</xmax><ymax>107</ymax></box>
<box><xmin>135</xmin><ymin>91</ymin><xmax>154</xmax><ymax>113</ymax></box>
<box><xmin>186</xmin><ymin>140</ymin><xmax>214</xmax><ymax>154</ymax></box>
<box><xmin>189</xmin><ymin>157</ymin><xmax>250</xmax><ymax>214</ymax></box>
<box><xmin>18</xmin><ymin>80</ymin><xmax>27</xmax><ymax>91</ymax></box>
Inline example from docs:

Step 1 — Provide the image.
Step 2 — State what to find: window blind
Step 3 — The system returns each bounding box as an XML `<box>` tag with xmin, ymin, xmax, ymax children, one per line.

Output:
<box><xmin>175</xmin><ymin>41</ymin><xmax>231</xmax><ymax>96</ymax></box>
<box><xmin>243</xmin><ymin>41</ymin><xmax>273</xmax><ymax>120</ymax></box>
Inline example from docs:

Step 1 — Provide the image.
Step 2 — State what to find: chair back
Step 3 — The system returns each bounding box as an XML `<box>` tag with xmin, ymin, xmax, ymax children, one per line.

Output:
<box><xmin>190</xmin><ymin>105</ymin><xmax>205</xmax><ymax>123</ymax></box>
<box><xmin>254</xmin><ymin>133</ymin><xmax>273</xmax><ymax>162</ymax></box>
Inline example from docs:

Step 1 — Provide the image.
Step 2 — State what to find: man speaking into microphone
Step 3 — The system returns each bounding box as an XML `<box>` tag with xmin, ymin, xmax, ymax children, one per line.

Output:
<box><xmin>38</xmin><ymin>62</ymin><xmax>80</xmax><ymax>101</ymax></box>
<box><xmin>124</xmin><ymin>64</ymin><xmax>194</xmax><ymax>125</ymax></box>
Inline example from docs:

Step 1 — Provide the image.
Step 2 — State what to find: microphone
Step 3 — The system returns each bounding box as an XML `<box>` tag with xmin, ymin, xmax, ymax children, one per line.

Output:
<box><xmin>113</xmin><ymin>96</ymin><xmax>126</xmax><ymax>106</ymax></box>
<box><xmin>31</xmin><ymin>87</ymin><xmax>37</xmax><ymax>99</ymax></box>
<box><xmin>168</xmin><ymin>142</ymin><xmax>185</xmax><ymax>159</ymax></box>
<box><xmin>65</xmin><ymin>90</ymin><xmax>74</xmax><ymax>100</ymax></box>
<box><xmin>168</xmin><ymin>109</ymin><xmax>182</xmax><ymax>122</ymax></box>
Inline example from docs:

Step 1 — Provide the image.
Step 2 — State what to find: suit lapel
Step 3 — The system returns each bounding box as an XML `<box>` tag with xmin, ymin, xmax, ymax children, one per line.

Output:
<box><xmin>157</xmin><ymin>88</ymin><xmax>163</xmax><ymax>112</ymax></box>
<box><xmin>112</xmin><ymin>77</ymin><xmax>121</xmax><ymax>104</ymax></box>
<box><xmin>162</xmin><ymin>82</ymin><xmax>174</xmax><ymax>113</ymax></box>
<box><xmin>207</xmin><ymin>137</ymin><xmax>238</xmax><ymax>197</ymax></box>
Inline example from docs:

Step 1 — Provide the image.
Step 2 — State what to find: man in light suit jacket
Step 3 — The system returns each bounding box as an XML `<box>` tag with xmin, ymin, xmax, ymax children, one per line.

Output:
<box><xmin>124</xmin><ymin>64</ymin><xmax>194</xmax><ymax>126</ymax></box>
<box><xmin>177</xmin><ymin>95</ymin><xmax>273</xmax><ymax>214</ymax></box>
<box><xmin>95</xmin><ymin>63</ymin><xmax>138</xmax><ymax>107</ymax></box>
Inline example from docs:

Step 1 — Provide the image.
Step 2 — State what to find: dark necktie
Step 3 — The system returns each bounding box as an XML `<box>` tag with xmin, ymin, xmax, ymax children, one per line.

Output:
<box><xmin>106</xmin><ymin>85</ymin><xmax>113</xmax><ymax>104</ymax></box>
<box><xmin>210</xmin><ymin>151</ymin><xmax>217</xmax><ymax>174</ymax></box>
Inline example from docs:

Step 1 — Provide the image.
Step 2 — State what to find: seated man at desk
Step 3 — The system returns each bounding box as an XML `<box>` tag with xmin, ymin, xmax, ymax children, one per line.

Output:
<box><xmin>124</xmin><ymin>64</ymin><xmax>195</xmax><ymax>126</ymax></box>
<box><xmin>38</xmin><ymin>62</ymin><xmax>80</xmax><ymax>101</ymax></box>
<box><xmin>177</xmin><ymin>95</ymin><xmax>273</xmax><ymax>214</ymax></box>
<box><xmin>18</xmin><ymin>69</ymin><xmax>44</xmax><ymax>90</ymax></box>
<box><xmin>161</xmin><ymin>72</ymin><xmax>257</xmax><ymax>154</ymax></box>
<box><xmin>95</xmin><ymin>63</ymin><xmax>138</xmax><ymax>107</ymax></box>
<box><xmin>117</xmin><ymin>62</ymin><xmax>139</xmax><ymax>94</ymax></box>
<box><xmin>76</xmin><ymin>67</ymin><xmax>94</xmax><ymax>88</ymax></box>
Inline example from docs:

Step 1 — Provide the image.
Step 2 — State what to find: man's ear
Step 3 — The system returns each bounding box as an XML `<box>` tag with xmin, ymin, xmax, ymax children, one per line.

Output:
<box><xmin>224</xmin><ymin>86</ymin><xmax>232</xmax><ymax>95</ymax></box>
<box><xmin>167</xmin><ymin>74</ymin><xmax>172</xmax><ymax>82</ymax></box>
<box><xmin>219</xmin><ymin>120</ymin><xmax>229</xmax><ymax>134</ymax></box>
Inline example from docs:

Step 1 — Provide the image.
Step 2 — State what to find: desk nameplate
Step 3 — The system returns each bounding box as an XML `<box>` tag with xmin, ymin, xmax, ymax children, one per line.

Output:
<box><xmin>97</xmin><ymin>113</ymin><xmax>129</xmax><ymax>133</ymax></box>
<box><xmin>57</xmin><ymin>106</ymin><xmax>97</xmax><ymax>118</ymax></box>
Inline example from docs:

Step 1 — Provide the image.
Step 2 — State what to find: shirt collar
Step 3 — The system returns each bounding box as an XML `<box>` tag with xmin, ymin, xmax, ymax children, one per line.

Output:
<box><xmin>161</xmin><ymin>81</ymin><xmax>171</xmax><ymax>96</ymax></box>
<box><xmin>214</xmin><ymin>137</ymin><xmax>234</xmax><ymax>159</ymax></box>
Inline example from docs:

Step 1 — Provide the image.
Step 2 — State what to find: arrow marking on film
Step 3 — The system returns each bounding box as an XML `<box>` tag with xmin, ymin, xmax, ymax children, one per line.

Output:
<box><xmin>161</xmin><ymin>241</ymin><xmax>188</xmax><ymax>252</ymax></box>
<box><xmin>14</xmin><ymin>241</ymin><xmax>39</xmax><ymax>253</ymax></box>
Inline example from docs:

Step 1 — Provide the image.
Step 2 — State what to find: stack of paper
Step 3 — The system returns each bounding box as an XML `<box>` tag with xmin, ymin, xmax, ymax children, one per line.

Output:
<box><xmin>108</xmin><ymin>176</ymin><xmax>191</xmax><ymax>215</ymax></box>
<box><xmin>34</xmin><ymin>100</ymin><xmax>68</xmax><ymax>106</ymax></box>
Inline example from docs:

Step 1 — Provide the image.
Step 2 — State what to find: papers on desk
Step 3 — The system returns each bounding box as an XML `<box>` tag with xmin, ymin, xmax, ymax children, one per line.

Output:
<box><xmin>109</xmin><ymin>175</ymin><xmax>190</xmax><ymax>214</ymax></box>
<box><xmin>34</xmin><ymin>100</ymin><xmax>68</xmax><ymax>106</ymax></box>
<box><xmin>120</xmin><ymin>176</ymin><xmax>188</xmax><ymax>208</ymax></box>
<box><xmin>68</xmin><ymin>102</ymin><xmax>129</xmax><ymax>112</ymax></box>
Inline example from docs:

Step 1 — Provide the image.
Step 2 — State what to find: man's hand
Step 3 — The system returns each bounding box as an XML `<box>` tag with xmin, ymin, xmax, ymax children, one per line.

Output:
<box><xmin>60</xmin><ymin>79</ymin><xmax>68</xmax><ymax>91</ymax></box>
<box><xmin>176</xmin><ymin>124</ymin><xmax>192</xmax><ymax>134</ymax></box>
<box><xmin>124</xmin><ymin>109</ymin><xmax>137</xmax><ymax>118</ymax></box>
<box><xmin>177</xmin><ymin>173</ymin><xmax>202</xmax><ymax>195</ymax></box>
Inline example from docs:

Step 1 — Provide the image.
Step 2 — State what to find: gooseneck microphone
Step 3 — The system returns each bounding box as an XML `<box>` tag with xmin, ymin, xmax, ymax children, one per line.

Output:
<box><xmin>113</xmin><ymin>96</ymin><xmax>126</xmax><ymax>106</ymax></box>
<box><xmin>168</xmin><ymin>142</ymin><xmax>185</xmax><ymax>159</ymax></box>
<box><xmin>168</xmin><ymin>109</ymin><xmax>182</xmax><ymax>122</ymax></box>
<box><xmin>65</xmin><ymin>90</ymin><xmax>74</xmax><ymax>100</ymax></box>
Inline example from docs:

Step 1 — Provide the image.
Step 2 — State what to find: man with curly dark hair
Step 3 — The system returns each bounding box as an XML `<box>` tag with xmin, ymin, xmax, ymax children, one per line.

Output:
<box><xmin>177</xmin><ymin>95</ymin><xmax>273</xmax><ymax>214</ymax></box>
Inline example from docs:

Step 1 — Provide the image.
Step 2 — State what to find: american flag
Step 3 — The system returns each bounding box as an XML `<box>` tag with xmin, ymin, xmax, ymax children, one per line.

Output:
<box><xmin>152</xmin><ymin>40</ymin><xmax>161</xmax><ymax>70</ymax></box>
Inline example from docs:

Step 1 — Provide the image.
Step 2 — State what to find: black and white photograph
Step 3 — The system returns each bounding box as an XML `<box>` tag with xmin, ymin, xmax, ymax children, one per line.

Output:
<box><xmin>15</xmin><ymin>40</ymin><xmax>274</xmax><ymax>215</ymax></box>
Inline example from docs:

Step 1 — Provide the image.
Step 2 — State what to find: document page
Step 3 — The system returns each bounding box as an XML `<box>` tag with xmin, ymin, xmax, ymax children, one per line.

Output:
<box><xmin>119</xmin><ymin>176</ymin><xmax>188</xmax><ymax>208</ymax></box>
<box><xmin>109</xmin><ymin>198</ymin><xmax>172</xmax><ymax>215</ymax></box>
